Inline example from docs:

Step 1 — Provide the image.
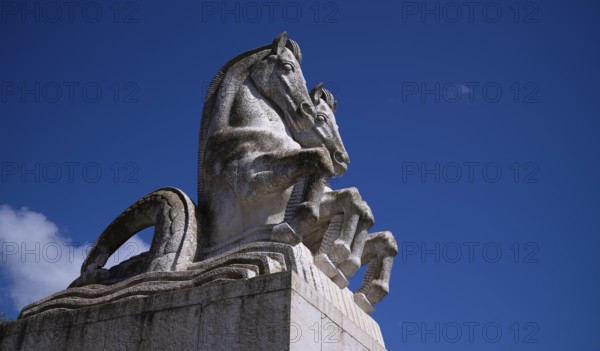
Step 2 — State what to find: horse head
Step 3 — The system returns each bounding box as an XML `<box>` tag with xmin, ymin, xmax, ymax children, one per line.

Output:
<box><xmin>249</xmin><ymin>32</ymin><xmax>315</xmax><ymax>134</ymax></box>
<box><xmin>301</xmin><ymin>83</ymin><xmax>350</xmax><ymax>177</ymax></box>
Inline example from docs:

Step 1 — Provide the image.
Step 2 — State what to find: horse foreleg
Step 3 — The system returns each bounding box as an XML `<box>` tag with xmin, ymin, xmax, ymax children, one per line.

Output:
<box><xmin>304</xmin><ymin>188</ymin><xmax>373</xmax><ymax>287</ymax></box>
<box><xmin>337</xmin><ymin>223</ymin><xmax>368</xmax><ymax>278</ymax></box>
<box><xmin>293</xmin><ymin>173</ymin><xmax>326</xmax><ymax>223</ymax></box>
<box><xmin>240</xmin><ymin>147</ymin><xmax>334</xmax><ymax>199</ymax></box>
<box><xmin>241</xmin><ymin>148</ymin><xmax>334</xmax><ymax>244</ymax></box>
<box><xmin>317</xmin><ymin>188</ymin><xmax>373</xmax><ymax>264</ymax></box>
<box><xmin>353</xmin><ymin>231</ymin><xmax>398</xmax><ymax>314</ymax></box>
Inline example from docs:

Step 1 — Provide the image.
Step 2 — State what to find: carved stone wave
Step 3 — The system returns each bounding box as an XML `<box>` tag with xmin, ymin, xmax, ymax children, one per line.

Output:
<box><xmin>19</xmin><ymin>240</ymin><xmax>383</xmax><ymax>336</ymax></box>
<box><xmin>19</xmin><ymin>242</ymin><xmax>296</xmax><ymax>319</ymax></box>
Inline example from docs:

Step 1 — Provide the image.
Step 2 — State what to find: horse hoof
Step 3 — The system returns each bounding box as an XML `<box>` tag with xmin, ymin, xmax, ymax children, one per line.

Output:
<box><xmin>332</xmin><ymin>270</ymin><xmax>349</xmax><ymax>289</ymax></box>
<box><xmin>314</xmin><ymin>253</ymin><xmax>348</xmax><ymax>288</ymax></box>
<box><xmin>366</xmin><ymin>279</ymin><xmax>390</xmax><ymax>305</ymax></box>
<box><xmin>331</xmin><ymin>240</ymin><xmax>351</xmax><ymax>264</ymax></box>
<box><xmin>314</xmin><ymin>253</ymin><xmax>338</xmax><ymax>278</ymax></box>
<box><xmin>354</xmin><ymin>292</ymin><xmax>375</xmax><ymax>314</ymax></box>
<box><xmin>271</xmin><ymin>223</ymin><xmax>302</xmax><ymax>245</ymax></box>
<box><xmin>338</xmin><ymin>257</ymin><xmax>361</xmax><ymax>278</ymax></box>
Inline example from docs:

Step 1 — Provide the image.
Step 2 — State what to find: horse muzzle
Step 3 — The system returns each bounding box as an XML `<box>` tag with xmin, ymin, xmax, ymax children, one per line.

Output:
<box><xmin>332</xmin><ymin>150</ymin><xmax>350</xmax><ymax>176</ymax></box>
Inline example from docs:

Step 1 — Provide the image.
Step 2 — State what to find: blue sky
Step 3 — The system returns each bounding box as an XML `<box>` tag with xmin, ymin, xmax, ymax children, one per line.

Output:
<box><xmin>1</xmin><ymin>0</ymin><xmax>599</xmax><ymax>350</ymax></box>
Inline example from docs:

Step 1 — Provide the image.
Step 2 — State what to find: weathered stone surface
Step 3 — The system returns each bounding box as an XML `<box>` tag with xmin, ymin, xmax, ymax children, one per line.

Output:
<box><xmin>45</xmin><ymin>32</ymin><xmax>398</xmax><ymax>318</ymax></box>
<box><xmin>10</xmin><ymin>32</ymin><xmax>398</xmax><ymax>349</ymax></box>
<box><xmin>19</xmin><ymin>242</ymin><xmax>386</xmax><ymax>345</ymax></box>
<box><xmin>20</xmin><ymin>242</ymin><xmax>294</xmax><ymax>318</ymax></box>
<box><xmin>1</xmin><ymin>269</ymin><xmax>386</xmax><ymax>350</ymax></box>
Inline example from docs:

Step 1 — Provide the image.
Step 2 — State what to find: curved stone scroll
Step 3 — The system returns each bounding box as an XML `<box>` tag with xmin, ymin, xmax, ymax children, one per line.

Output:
<box><xmin>69</xmin><ymin>187</ymin><xmax>198</xmax><ymax>288</ymax></box>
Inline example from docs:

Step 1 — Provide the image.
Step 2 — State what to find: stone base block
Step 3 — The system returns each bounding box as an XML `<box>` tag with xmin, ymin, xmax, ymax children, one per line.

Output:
<box><xmin>1</xmin><ymin>270</ymin><xmax>386</xmax><ymax>350</ymax></box>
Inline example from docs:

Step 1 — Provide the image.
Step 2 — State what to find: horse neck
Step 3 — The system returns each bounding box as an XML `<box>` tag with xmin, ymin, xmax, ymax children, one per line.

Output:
<box><xmin>198</xmin><ymin>55</ymin><xmax>296</xmax><ymax>203</ymax></box>
<box><xmin>231</xmin><ymin>78</ymin><xmax>290</xmax><ymax>134</ymax></box>
<box><xmin>199</xmin><ymin>54</ymin><xmax>264</xmax><ymax>202</ymax></box>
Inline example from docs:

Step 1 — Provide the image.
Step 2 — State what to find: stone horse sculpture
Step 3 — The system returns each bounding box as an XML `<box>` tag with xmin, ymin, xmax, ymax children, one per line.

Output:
<box><xmin>196</xmin><ymin>31</ymin><xmax>348</xmax><ymax>256</ymax></box>
<box><xmin>68</xmin><ymin>32</ymin><xmax>397</xmax><ymax>314</ymax></box>
<box><xmin>289</xmin><ymin>84</ymin><xmax>398</xmax><ymax>311</ymax></box>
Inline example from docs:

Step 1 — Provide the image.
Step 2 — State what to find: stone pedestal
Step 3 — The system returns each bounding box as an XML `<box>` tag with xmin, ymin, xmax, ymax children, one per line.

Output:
<box><xmin>1</xmin><ymin>244</ymin><xmax>387</xmax><ymax>350</ymax></box>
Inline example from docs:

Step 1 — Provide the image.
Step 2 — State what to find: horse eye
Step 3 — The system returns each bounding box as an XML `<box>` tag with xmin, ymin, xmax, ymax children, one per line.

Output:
<box><xmin>282</xmin><ymin>63</ymin><xmax>294</xmax><ymax>72</ymax></box>
<box><xmin>316</xmin><ymin>114</ymin><xmax>327</xmax><ymax>123</ymax></box>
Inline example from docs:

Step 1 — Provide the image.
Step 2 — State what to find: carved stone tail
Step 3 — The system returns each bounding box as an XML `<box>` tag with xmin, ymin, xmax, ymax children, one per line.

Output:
<box><xmin>69</xmin><ymin>187</ymin><xmax>198</xmax><ymax>287</ymax></box>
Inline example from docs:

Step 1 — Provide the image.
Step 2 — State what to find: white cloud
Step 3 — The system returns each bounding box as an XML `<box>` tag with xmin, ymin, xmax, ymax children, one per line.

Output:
<box><xmin>0</xmin><ymin>205</ymin><xmax>150</xmax><ymax>312</ymax></box>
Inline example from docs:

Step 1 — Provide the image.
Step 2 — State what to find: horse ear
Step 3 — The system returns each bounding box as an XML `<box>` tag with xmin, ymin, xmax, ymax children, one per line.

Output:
<box><xmin>272</xmin><ymin>32</ymin><xmax>288</xmax><ymax>55</ymax></box>
<box><xmin>311</xmin><ymin>83</ymin><xmax>324</xmax><ymax>104</ymax></box>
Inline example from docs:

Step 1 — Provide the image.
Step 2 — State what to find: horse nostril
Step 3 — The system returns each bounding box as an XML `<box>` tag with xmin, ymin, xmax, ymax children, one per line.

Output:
<box><xmin>299</xmin><ymin>102</ymin><xmax>314</xmax><ymax>117</ymax></box>
<box><xmin>333</xmin><ymin>151</ymin><xmax>349</xmax><ymax>165</ymax></box>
